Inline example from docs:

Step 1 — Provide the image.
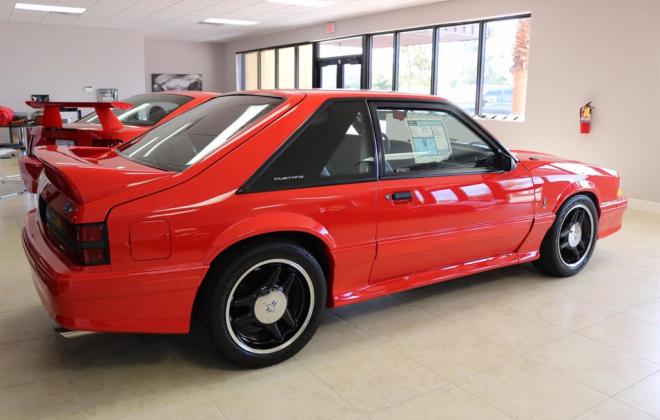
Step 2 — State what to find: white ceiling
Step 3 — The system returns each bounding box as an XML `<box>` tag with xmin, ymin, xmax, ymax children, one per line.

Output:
<box><xmin>0</xmin><ymin>0</ymin><xmax>449</xmax><ymax>42</ymax></box>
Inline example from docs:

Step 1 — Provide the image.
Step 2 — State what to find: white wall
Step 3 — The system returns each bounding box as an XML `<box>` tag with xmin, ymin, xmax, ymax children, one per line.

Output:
<box><xmin>221</xmin><ymin>0</ymin><xmax>660</xmax><ymax>203</ymax></box>
<box><xmin>144</xmin><ymin>40</ymin><xmax>225</xmax><ymax>93</ymax></box>
<box><xmin>1</xmin><ymin>1</ymin><xmax>658</xmax><ymax>202</ymax></box>
<box><xmin>0</xmin><ymin>22</ymin><xmax>145</xmax><ymax>112</ymax></box>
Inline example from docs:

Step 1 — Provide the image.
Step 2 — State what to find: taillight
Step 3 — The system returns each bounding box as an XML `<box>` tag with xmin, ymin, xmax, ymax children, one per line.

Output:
<box><xmin>76</xmin><ymin>224</ymin><xmax>104</xmax><ymax>242</ymax></box>
<box><xmin>43</xmin><ymin>204</ymin><xmax>109</xmax><ymax>266</ymax></box>
<box><xmin>74</xmin><ymin>223</ymin><xmax>109</xmax><ymax>266</ymax></box>
<box><xmin>92</xmin><ymin>139</ymin><xmax>122</xmax><ymax>148</ymax></box>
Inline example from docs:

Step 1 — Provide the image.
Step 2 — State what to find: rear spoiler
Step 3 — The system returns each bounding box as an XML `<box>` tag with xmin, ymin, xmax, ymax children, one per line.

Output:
<box><xmin>35</xmin><ymin>146</ymin><xmax>169</xmax><ymax>204</ymax></box>
<box><xmin>25</xmin><ymin>101</ymin><xmax>132</xmax><ymax>131</ymax></box>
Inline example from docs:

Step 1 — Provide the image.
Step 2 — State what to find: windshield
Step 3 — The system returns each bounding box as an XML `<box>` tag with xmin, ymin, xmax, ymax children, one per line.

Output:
<box><xmin>118</xmin><ymin>95</ymin><xmax>283</xmax><ymax>172</ymax></box>
<box><xmin>78</xmin><ymin>93</ymin><xmax>193</xmax><ymax>127</ymax></box>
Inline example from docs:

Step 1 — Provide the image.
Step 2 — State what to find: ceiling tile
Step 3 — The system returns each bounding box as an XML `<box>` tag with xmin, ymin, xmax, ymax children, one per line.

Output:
<box><xmin>40</xmin><ymin>12</ymin><xmax>77</xmax><ymax>25</ymax></box>
<box><xmin>0</xmin><ymin>0</ymin><xmax>14</xmax><ymax>21</ymax></box>
<box><xmin>2</xmin><ymin>0</ymin><xmax>454</xmax><ymax>42</ymax></box>
<box><xmin>10</xmin><ymin>9</ymin><xmax>48</xmax><ymax>23</ymax></box>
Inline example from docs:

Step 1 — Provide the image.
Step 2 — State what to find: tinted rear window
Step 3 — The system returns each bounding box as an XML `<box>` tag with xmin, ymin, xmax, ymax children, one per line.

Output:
<box><xmin>78</xmin><ymin>93</ymin><xmax>193</xmax><ymax>127</ymax></box>
<box><xmin>118</xmin><ymin>95</ymin><xmax>282</xmax><ymax>171</ymax></box>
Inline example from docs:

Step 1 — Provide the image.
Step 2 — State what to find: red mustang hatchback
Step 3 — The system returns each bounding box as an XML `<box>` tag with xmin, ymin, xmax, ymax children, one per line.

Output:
<box><xmin>23</xmin><ymin>90</ymin><xmax>627</xmax><ymax>367</ymax></box>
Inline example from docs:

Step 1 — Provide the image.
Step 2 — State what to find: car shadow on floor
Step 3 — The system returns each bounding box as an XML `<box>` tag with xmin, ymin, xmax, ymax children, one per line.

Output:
<box><xmin>49</xmin><ymin>262</ymin><xmax>546</xmax><ymax>371</ymax></box>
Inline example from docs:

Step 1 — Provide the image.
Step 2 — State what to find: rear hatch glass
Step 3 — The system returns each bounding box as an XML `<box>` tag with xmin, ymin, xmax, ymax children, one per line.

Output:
<box><xmin>118</xmin><ymin>95</ymin><xmax>282</xmax><ymax>172</ymax></box>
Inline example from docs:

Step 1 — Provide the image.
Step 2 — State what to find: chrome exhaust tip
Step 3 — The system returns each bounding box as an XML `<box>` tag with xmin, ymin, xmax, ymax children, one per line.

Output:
<box><xmin>54</xmin><ymin>327</ymin><xmax>97</xmax><ymax>339</ymax></box>
<box><xmin>51</xmin><ymin>319</ymin><xmax>96</xmax><ymax>338</ymax></box>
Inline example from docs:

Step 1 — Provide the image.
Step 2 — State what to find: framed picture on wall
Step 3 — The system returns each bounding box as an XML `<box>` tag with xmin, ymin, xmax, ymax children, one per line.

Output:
<box><xmin>97</xmin><ymin>88</ymin><xmax>119</xmax><ymax>102</ymax></box>
<box><xmin>30</xmin><ymin>94</ymin><xmax>50</xmax><ymax>102</ymax></box>
<box><xmin>151</xmin><ymin>74</ymin><xmax>203</xmax><ymax>92</ymax></box>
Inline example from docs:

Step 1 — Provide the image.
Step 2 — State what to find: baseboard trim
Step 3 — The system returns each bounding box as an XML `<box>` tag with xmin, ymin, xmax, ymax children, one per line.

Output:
<box><xmin>628</xmin><ymin>198</ymin><xmax>660</xmax><ymax>215</ymax></box>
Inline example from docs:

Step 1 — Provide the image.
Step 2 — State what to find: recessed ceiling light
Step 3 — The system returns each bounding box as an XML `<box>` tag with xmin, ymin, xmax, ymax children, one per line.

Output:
<box><xmin>267</xmin><ymin>0</ymin><xmax>336</xmax><ymax>7</ymax></box>
<box><xmin>201</xmin><ymin>18</ymin><xmax>259</xmax><ymax>26</ymax></box>
<box><xmin>14</xmin><ymin>2</ymin><xmax>86</xmax><ymax>14</ymax></box>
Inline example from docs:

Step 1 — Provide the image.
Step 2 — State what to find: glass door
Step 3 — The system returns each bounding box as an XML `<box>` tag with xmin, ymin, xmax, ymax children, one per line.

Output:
<box><xmin>318</xmin><ymin>57</ymin><xmax>362</xmax><ymax>89</ymax></box>
<box><xmin>320</xmin><ymin>64</ymin><xmax>338</xmax><ymax>89</ymax></box>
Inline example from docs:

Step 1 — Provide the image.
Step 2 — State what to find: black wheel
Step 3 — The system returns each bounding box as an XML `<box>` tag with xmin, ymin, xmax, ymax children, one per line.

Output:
<box><xmin>535</xmin><ymin>195</ymin><xmax>598</xmax><ymax>277</ymax></box>
<box><xmin>206</xmin><ymin>239</ymin><xmax>326</xmax><ymax>368</ymax></box>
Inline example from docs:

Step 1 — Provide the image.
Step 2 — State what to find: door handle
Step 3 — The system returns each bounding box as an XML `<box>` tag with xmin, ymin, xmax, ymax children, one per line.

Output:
<box><xmin>390</xmin><ymin>191</ymin><xmax>413</xmax><ymax>201</ymax></box>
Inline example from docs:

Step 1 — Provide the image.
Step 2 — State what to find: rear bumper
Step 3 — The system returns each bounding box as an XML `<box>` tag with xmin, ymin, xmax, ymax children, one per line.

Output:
<box><xmin>22</xmin><ymin>210</ymin><xmax>208</xmax><ymax>334</ymax></box>
<box><xmin>18</xmin><ymin>155</ymin><xmax>42</xmax><ymax>193</ymax></box>
<box><xmin>599</xmin><ymin>197</ymin><xmax>628</xmax><ymax>239</ymax></box>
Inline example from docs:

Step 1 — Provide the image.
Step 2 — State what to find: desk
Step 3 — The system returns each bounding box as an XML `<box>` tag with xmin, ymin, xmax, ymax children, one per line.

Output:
<box><xmin>0</xmin><ymin>146</ymin><xmax>24</xmax><ymax>199</ymax></box>
<box><xmin>0</xmin><ymin>106</ymin><xmax>82</xmax><ymax>147</ymax></box>
<box><xmin>1</xmin><ymin>124</ymin><xmax>32</xmax><ymax>149</ymax></box>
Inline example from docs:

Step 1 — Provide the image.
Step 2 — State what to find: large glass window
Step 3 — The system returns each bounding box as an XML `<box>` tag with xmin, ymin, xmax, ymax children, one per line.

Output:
<box><xmin>240</xmin><ymin>43</ymin><xmax>314</xmax><ymax>90</ymax></box>
<box><xmin>235</xmin><ymin>54</ymin><xmax>244</xmax><ymax>90</ymax></box>
<box><xmin>318</xmin><ymin>36</ymin><xmax>362</xmax><ymax>58</ymax></box>
<box><xmin>234</xmin><ymin>15</ymin><xmax>531</xmax><ymax>118</ymax></box>
<box><xmin>244</xmin><ymin>52</ymin><xmax>258</xmax><ymax>90</ymax></box>
<box><xmin>298</xmin><ymin>44</ymin><xmax>313</xmax><ymax>88</ymax></box>
<box><xmin>278</xmin><ymin>47</ymin><xmax>296</xmax><ymax>89</ymax></box>
<box><xmin>482</xmin><ymin>17</ymin><xmax>531</xmax><ymax>117</ymax></box>
<box><xmin>260</xmin><ymin>49</ymin><xmax>276</xmax><ymax>89</ymax></box>
<box><xmin>246</xmin><ymin>101</ymin><xmax>375</xmax><ymax>191</ymax></box>
<box><xmin>119</xmin><ymin>95</ymin><xmax>282</xmax><ymax>172</ymax></box>
<box><xmin>376</xmin><ymin>107</ymin><xmax>496</xmax><ymax>176</ymax></box>
<box><xmin>398</xmin><ymin>29</ymin><xmax>433</xmax><ymax>94</ymax></box>
<box><xmin>436</xmin><ymin>23</ymin><xmax>480</xmax><ymax>114</ymax></box>
<box><xmin>370</xmin><ymin>33</ymin><xmax>394</xmax><ymax>91</ymax></box>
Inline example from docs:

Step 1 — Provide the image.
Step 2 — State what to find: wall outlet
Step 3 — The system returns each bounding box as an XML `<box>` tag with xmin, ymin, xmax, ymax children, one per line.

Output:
<box><xmin>84</xmin><ymin>85</ymin><xmax>94</xmax><ymax>93</ymax></box>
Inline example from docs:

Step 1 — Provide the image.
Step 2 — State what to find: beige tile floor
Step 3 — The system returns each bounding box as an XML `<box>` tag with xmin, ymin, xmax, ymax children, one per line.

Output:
<box><xmin>1</xmin><ymin>156</ymin><xmax>660</xmax><ymax>419</ymax></box>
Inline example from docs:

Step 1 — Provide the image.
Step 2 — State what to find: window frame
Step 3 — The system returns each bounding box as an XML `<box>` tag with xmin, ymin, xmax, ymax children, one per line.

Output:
<box><xmin>238</xmin><ymin>98</ymin><xmax>379</xmax><ymax>194</ymax></box>
<box><xmin>367</xmin><ymin>100</ymin><xmax>515</xmax><ymax>180</ymax></box>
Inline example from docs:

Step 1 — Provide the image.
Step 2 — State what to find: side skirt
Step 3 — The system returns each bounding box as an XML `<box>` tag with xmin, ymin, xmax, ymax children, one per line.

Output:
<box><xmin>331</xmin><ymin>252</ymin><xmax>521</xmax><ymax>307</ymax></box>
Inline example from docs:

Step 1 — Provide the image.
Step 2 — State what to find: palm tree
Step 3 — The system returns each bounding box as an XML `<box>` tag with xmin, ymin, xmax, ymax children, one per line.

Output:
<box><xmin>512</xmin><ymin>19</ymin><xmax>531</xmax><ymax>116</ymax></box>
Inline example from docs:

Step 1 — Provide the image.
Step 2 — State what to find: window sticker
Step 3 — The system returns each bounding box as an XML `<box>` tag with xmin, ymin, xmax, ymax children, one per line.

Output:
<box><xmin>406</xmin><ymin>117</ymin><xmax>451</xmax><ymax>163</ymax></box>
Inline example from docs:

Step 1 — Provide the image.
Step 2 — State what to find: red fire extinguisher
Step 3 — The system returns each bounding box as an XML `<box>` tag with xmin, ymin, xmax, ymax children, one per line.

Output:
<box><xmin>580</xmin><ymin>102</ymin><xmax>594</xmax><ymax>134</ymax></box>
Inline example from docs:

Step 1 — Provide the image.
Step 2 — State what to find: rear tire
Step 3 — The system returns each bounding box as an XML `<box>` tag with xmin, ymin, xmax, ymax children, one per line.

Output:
<box><xmin>534</xmin><ymin>195</ymin><xmax>598</xmax><ymax>277</ymax></box>
<box><xmin>205</xmin><ymin>239</ymin><xmax>326</xmax><ymax>368</ymax></box>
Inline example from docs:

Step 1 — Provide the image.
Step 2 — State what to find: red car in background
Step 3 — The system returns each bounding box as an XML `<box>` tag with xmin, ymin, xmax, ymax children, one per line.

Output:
<box><xmin>19</xmin><ymin>91</ymin><xmax>219</xmax><ymax>192</ymax></box>
<box><xmin>22</xmin><ymin>90</ymin><xmax>627</xmax><ymax>367</ymax></box>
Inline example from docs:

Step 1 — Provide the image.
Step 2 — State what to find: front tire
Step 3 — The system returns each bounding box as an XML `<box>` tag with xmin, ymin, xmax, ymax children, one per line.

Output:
<box><xmin>206</xmin><ymin>240</ymin><xmax>326</xmax><ymax>368</ymax></box>
<box><xmin>535</xmin><ymin>195</ymin><xmax>598</xmax><ymax>277</ymax></box>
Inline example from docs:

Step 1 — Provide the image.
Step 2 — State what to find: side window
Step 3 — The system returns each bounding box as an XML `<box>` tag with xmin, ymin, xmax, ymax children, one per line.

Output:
<box><xmin>247</xmin><ymin>101</ymin><xmax>375</xmax><ymax>191</ymax></box>
<box><xmin>376</xmin><ymin>107</ymin><xmax>497</xmax><ymax>176</ymax></box>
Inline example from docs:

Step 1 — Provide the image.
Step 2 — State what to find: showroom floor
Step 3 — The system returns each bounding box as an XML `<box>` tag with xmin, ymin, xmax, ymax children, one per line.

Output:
<box><xmin>1</xmin><ymin>157</ymin><xmax>660</xmax><ymax>420</ymax></box>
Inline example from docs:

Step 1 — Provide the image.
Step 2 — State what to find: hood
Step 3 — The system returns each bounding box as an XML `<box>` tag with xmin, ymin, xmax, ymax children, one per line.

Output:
<box><xmin>512</xmin><ymin>149</ymin><xmax>578</xmax><ymax>163</ymax></box>
<box><xmin>512</xmin><ymin>149</ymin><xmax>619</xmax><ymax>178</ymax></box>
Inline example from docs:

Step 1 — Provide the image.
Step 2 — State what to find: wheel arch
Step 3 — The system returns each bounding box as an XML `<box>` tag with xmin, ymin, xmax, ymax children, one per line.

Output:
<box><xmin>193</xmin><ymin>217</ymin><xmax>336</xmax><ymax>322</ymax></box>
<box><xmin>553</xmin><ymin>182</ymin><xmax>601</xmax><ymax>217</ymax></box>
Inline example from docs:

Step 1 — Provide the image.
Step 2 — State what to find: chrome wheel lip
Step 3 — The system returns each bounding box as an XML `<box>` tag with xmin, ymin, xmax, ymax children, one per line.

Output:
<box><xmin>225</xmin><ymin>258</ymin><xmax>315</xmax><ymax>355</ymax></box>
<box><xmin>557</xmin><ymin>203</ymin><xmax>595</xmax><ymax>268</ymax></box>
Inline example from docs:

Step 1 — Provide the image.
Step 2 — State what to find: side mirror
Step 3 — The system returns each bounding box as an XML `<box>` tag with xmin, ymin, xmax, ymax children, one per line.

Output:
<box><xmin>496</xmin><ymin>153</ymin><xmax>516</xmax><ymax>171</ymax></box>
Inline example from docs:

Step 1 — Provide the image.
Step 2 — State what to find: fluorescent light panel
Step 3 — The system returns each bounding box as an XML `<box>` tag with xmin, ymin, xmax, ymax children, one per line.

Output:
<box><xmin>267</xmin><ymin>0</ymin><xmax>336</xmax><ymax>7</ymax></box>
<box><xmin>15</xmin><ymin>2</ymin><xmax>86</xmax><ymax>14</ymax></box>
<box><xmin>201</xmin><ymin>18</ymin><xmax>259</xmax><ymax>25</ymax></box>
